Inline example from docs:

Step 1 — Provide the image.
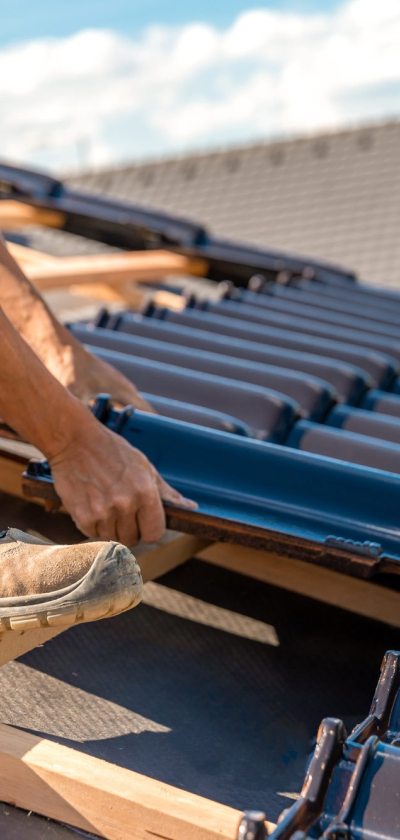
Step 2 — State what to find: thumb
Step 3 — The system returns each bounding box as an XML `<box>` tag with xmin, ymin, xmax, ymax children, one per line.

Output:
<box><xmin>156</xmin><ymin>474</ymin><xmax>198</xmax><ymax>509</ymax></box>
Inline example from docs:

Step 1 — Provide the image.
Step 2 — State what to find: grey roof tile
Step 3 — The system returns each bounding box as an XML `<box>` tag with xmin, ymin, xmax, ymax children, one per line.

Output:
<box><xmin>16</xmin><ymin>118</ymin><xmax>400</xmax><ymax>287</ymax></box>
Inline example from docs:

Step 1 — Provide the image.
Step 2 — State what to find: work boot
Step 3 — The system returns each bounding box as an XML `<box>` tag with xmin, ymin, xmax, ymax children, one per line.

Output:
<box><xmin>0</xmin><ymin>528</ymin><xmax>143</xmax><ymax>632</ymax></box>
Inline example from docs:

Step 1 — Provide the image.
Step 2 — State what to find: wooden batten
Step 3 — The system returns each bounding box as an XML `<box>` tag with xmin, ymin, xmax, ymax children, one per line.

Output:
<box><xmin>0</xmin><ymin>446</ymin><xmax>45</xmax><ymax>506</ymax></box>
<box><xmin>0</xmin><ymin>200</ymin><xmax>65</xmax><ymax>231</ymax></box>
<box><xmin>6</xmin><ymin>241</ymin><xmax>58</xmax><ymax>266</ymax></box>
<box><xmin>196</xmin><ymin>542</ymin><xmax>400</xmax><ymax>628</ymax></box>
<box><xmin>0</xmin><ymin>725</ymin><xmax>275</xmax><ymax>840</ymax></box>
<box><xmin>68</xmin><ymin>284</ymin><xmax>186</xmax><ymax>310</ymax></box>
<box><xmin>25</xmin><ymin>250</ymin><xmax>208</xmax><ymax>290</ymax></box>
<box><xmin>136</xmin><ymin>531</ymin><xmax>211</xmax><ymax>583</ymax></box>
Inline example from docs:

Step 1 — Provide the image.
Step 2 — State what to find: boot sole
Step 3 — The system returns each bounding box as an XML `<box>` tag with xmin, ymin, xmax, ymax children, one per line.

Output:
<box><xmin>0</xmin><ymin>543</ymin><xmax>143</xmax><ymax>632</ymax></box>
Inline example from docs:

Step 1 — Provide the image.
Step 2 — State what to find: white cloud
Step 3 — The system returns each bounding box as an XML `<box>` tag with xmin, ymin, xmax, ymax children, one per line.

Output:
<box><xmin>0</xmin><ymin>0</ymin><xmax>400</xmax><ymax>171</ymax></box>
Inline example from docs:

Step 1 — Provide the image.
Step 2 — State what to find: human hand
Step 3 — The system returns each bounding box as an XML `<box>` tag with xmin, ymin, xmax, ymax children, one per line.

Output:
<box><xmin>48</xmin><ymin>414</ymin><xmax>197</xmax><ymax>545</ymax></box>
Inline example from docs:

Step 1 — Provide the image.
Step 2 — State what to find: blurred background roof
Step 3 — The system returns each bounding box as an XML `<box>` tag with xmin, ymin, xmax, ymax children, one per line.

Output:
<box><xmin>23</xmin><ymin>118</ymin><xmax>400</xmax><ymax>288</ymax></box>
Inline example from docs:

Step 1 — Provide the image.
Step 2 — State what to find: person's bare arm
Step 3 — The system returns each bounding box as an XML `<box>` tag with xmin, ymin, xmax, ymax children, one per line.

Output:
<box><xmin>0</xmin><ymin>304</ymin><xmax>195</xmax><ymax>544</ymax></box>
<box><xmin>0</xmin><ymin>234</ymin><xmax>153</xmax><ymax>409</ymax></box>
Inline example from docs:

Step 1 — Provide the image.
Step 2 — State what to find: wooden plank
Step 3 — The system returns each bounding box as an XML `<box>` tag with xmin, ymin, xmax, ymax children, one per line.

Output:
<box><xmin>0</xmin><ymin>447</ymin><xmax>46</xmax><ymax>507</ymax></box>
<box><xmin>68</xmin><ymin>283</ymin><xmax>186</xmax><ymax>308</ymax></box>
<box><xmin>0</xmin><ymin>200</ymin><xmax>64</xmax><ymax>231</ymax></box>
<box><xmin>69</xmin><ymin>281</ymin><xmax>144</xmax><ymax>305</ymax></box>
<box><xmin>6</xmin><ymin>241</ymin><xmax>57</xmax><ymax>266</ymax></box>
<box><xmin>5</xmin><ymin>244</ymin><xmax>186</xmax><ymax>307</ymax></box>
<box><xmin>25</xmin><ymin>250</ymin><xmax>208</xmax><ymax>290</ymax></box>
<box><xmin>5</xmin><ymin>238</ymin><xmax>188</xmax><ymax>312</ymax></box>
<box><xmin>136</xmin><ymin>531</ymin><xmax>211</xmax><ymax>583</ymax></box>
<box><xmin>0</xmin><ymin>725</ymin><xmax>276</xmax><ymax>840</ymax></box>
<box><xmin>152</xmin><ymin>290</ymin><xmax>186</xmax><ymax>310</ymax></box>
<box><xmin>196</xmin><ymin>543</ymin><xmax>400</xmax><ymax>628</ymax></box>
<box><xmin>0</xmin><ymin>626</ymin><xmax>64</xmax><ymax>668</ymax></box>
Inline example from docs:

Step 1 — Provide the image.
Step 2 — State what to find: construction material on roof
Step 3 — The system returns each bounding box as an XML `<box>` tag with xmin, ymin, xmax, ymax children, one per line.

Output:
<box><xmin>2</xmin><ymin>438</ymin><xmax>400</xmax><ymax>628</ymax></box>
<box><xmin>267</xmin><ymin>649</ymin><xmax>400</xmax><ymax>840</ymax></box>
<box><xmin>3</xmin><ymin>161</ymin><xmax>400</xmax><ymax>580</ymax></box>
<box><xmin>1</xmin><ymin>551</ymin><xmax>400</xmax><ymax>838</ymax></box>
<box><xmin>0</xmin><ymin>162</ymin><xmax>356</xmax><ymax>285</ymax></box>
<box><xmin>0</xmin><ymin>722</ymin><xmax>255</xmax><ymax>840</ymax></box>
<box><xmin>15</xmin><ymin>248</ymin><xmax>207</xmax><ymax>291</ymax></box>
<box><xmin>0</xmin><ymin>199</ymin><xmax>64</xmax><ymax>231</ymax></box>
<box><xmin>18</xmin><ymin>398</ymin><xmax>400</xmax><ymax>581</ymax></box>
<box><xmin>68</xmin><ymin>120</ymin><xmax>400</xmax><ymax>289</ymax></box>
<box><xmin>2</xmin><ymin>160</ymin><xmax>400</xmax><ymax>838</ymax></box>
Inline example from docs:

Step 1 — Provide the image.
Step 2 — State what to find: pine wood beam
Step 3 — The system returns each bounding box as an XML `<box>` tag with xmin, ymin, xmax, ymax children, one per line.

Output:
<box><xmin>25</xmin><ymin>250</ymin><xmax>208</xmax><ymax>290</ymax></box>
<box><xmin>136</xmin><ymin>531</ymin><xmax>211</xmax><ymax>583</ymax></box>
<box><xmin>6</xmin><ymin>241</ymin><xmax>58</xmax><ymax>266</ymax></box>
<box><xmin>68</xmin><ymin>283</ymin><xmax>185</xmax><ymax>310</ymax></box>
<box><xmin>196</xmin><ymin>542</ymin><xmax>400</xmax><ymax>628</ymax></box>
<box><xmin>0</xmin><ymin>446</ymin><xmax>46</xmax><ymax>506</ymax></box>
<box><xmin>0</xmin><ymin>725</ymin><xmax>275</xmax><ymax>840</ymax></box>
<box><xmin>0</xmin><ymin>200</ymin><xmax>64</xmax><ymax>231</ymax></box>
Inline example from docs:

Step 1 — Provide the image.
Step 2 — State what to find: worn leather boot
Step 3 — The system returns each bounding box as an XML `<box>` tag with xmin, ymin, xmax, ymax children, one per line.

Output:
<box><xmin>0</xmin><ymin>528</ymin><xmax>143</xmax><ymax>632</ymax></box>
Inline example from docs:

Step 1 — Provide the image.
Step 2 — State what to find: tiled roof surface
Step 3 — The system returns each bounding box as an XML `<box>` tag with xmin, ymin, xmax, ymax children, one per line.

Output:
<box><xmin>65</xmin><ymin>119</ymin><xmax>400</xmax><ymax>287</ymax></box>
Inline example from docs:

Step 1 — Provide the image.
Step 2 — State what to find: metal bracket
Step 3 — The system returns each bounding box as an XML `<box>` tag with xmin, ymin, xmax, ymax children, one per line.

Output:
<box><xmin>237</xmin><ymin>812</ymin><xmax>269</xmax><ymax>840</ymax></box>
<box><xmin>263</xmin><ymin>651</ymin><xmax>400</xmax><ymax>840</ymax></box>
<box><xmin>324</xmin><ymin>536</ymin><xmax>382</xmax><ymax>558</ymax></box>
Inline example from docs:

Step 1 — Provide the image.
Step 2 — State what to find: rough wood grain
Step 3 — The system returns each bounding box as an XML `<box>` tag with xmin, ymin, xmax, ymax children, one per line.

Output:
<box><xmin>0</xmin><ymin>725</ymin><xmax>275</xmax><ymax>840</ymax></box>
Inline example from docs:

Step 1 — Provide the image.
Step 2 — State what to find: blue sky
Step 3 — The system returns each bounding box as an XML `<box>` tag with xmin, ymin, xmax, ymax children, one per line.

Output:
<box><xmin>0</xmin><ymin>0</ymin><xmax>399</xmax><ymax>171</ymax></box>
<box><xmin>1</xmin><ymin>1</ymin><xmax>341</xmax><ymax>48</ymax></box>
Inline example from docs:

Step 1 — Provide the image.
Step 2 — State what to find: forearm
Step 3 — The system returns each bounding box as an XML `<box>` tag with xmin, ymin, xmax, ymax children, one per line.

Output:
<box><xmin>0</xmin><ymin>303</ymin><xmax>89</xmax><ymax>459</ymax></box>
<box><xmin>0</xmin><ymin>235</ymin><xmax>86</xmax><ymax>377</ymax></box>
<box><xmin>0</xmin><ymin>235</ymin><xmax>154</xmax><ymax>410</ymax></box>
<box><xmin>0</xmin><ymin>295</ymin><xmax>192</xmax><ymax>544</ymax></box>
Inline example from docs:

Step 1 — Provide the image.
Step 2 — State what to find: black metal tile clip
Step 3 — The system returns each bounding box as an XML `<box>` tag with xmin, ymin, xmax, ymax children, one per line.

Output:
<box><xmin>238</xmin><ymin>651</ymin><xmax>400</xmax><ymax>840</ymax></box>
<box><xmin>90</xmin><ymin>393</ymin><xmax>134</xmax><ymax>436</ymax></box>
<box><xmin>238</xmin><ymin>812</ymin><xmax>269</xmax><ymax>840</ymax></box>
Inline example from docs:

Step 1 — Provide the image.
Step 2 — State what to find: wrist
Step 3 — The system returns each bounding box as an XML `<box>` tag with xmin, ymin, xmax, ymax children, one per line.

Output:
<box><xmin>43</xmin><ymin>395</ymin><xmax>99</xmax><ymax>464</ymax></box>
<box><xmin>38</xmin><ymin>330</ymin><xmax>88</xmax><ymax>387</ymax></box>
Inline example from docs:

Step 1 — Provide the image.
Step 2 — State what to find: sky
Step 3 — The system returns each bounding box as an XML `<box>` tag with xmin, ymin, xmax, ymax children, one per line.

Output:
<box><xmin>0</xmin><ymin>0</ymin><xmax>399</xmax><ymax>172</ymax></box>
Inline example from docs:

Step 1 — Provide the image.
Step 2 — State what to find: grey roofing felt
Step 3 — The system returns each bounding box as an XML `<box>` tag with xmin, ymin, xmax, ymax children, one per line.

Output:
<box><xmin>20</xmin><ymin>119</ymin><xmax>400</xmax><ymax>288</ymax></box>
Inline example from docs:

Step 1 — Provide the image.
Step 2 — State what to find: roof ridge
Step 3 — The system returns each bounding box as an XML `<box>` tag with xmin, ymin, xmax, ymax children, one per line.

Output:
<box><xmin>65</xmin><ymin>115</ymin><xmax>400</xmax><ymax>179</ymax></box>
